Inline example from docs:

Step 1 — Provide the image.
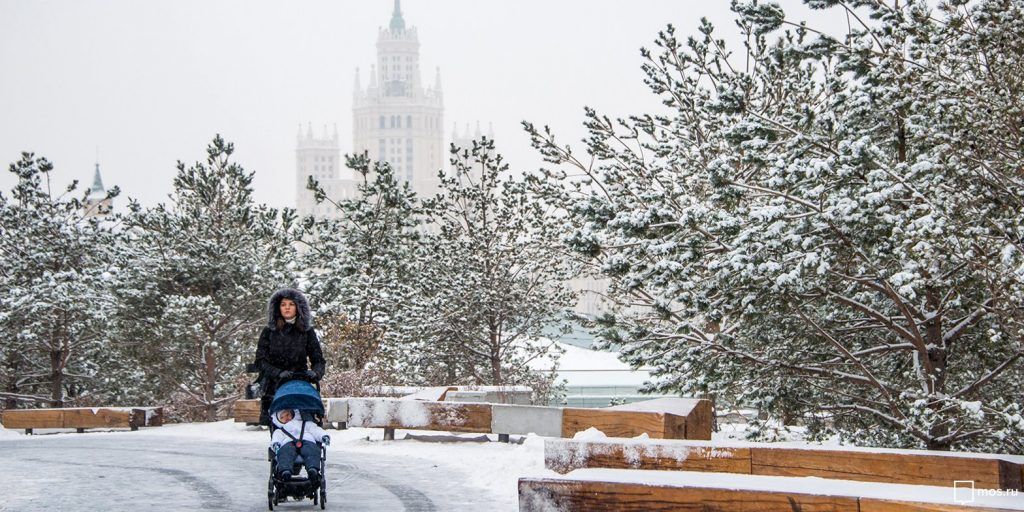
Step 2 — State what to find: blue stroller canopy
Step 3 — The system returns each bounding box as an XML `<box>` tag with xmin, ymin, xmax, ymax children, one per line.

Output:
<box><xmin>270</xmin><ymin>380</ymin><xmax>324</xmax><ymax>415</ymax></box>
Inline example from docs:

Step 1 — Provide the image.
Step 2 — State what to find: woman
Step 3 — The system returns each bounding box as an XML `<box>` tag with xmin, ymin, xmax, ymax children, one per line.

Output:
<box><xmin>254</xmin><ymin>288</ymin><xmax>327</xmax><ymax>426</ymax></box>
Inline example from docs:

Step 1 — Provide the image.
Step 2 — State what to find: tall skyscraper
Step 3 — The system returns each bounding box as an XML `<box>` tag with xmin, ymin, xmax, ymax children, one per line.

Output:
<box><xmin>352</xmin><ymin>0</ymin><xmax>444</xmax><ymax>197</ymax></box>
<box><xmin>297</xmin><ymin>0</ymin><xmax>444</xmax><ymax>218</ymax></box>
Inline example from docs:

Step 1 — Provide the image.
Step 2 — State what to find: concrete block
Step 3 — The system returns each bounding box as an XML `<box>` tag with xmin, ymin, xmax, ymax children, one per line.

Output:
<box><xmin>446</xmin><ymin>391</ymin><xmax>488</xmax><ymax>403</ymax></box>
<box><xmin>325</xmin><ymin>398</ymin><xmax>348</xmax><ymax>423</ymax></box>
<box><xmin>491</xmin><ymin>404</ymin><xmax>563</xmax><ymax>437</ymax></box>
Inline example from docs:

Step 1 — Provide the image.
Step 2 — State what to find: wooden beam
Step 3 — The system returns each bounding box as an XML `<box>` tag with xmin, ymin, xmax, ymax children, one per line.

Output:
<box><xmin>544</xmin><ymin>439</ymin><xmax>1022</xmax><ymax>492</ymax></box>
<box><xmin>751</xmin><ymin>447</ymin><xmax>1022</xmax><ymax>491</ymax></box>
<box><xmin>519</xmin><ymin>477</ymin><xmax>861</xmax><ymax>511</ymax></box>
<box><xmin>1</xmin><ymin>409</ymin><xmax>64</xmax><ymax>429</ymax></box>
<box><xmin>562</xmin><ymin>408</ymin><xmax>669</xmax><ymax>439</ymax></box>
<box><xmin>62</xmin><ymin>408</ymin><xmax>141</xmax><ymax>429</ymax></box>
<box><xmin>607</xmin><ymin>398</ymin><xmax>713</xmax><ymax>440</ymax></box>
<box><xmin>544</xmin><ymin>439</ymin><xmax>751</xmax><ymax>475</ymax></box>
<box><xmin>347</xmin><ymin>398</ymin><xmax>492</xmax><ymax>433</ymax></box>
<box><xmin>232</xmin><ymin>399</ymin><xmax>262</xmax><ymax>423</ymax></box>
<box><xmin>859</xmin><ymin>499</ymin><xmax>1022</xmax><ymax>511</ymax></box>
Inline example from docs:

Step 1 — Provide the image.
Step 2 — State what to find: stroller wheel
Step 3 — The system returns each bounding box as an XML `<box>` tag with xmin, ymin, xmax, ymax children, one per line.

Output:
<box><xmin>320</xmin><ymin>488</ymin><xmax>326</xmax><ymax>509</ymax></box>
<box><xmin>267</xmin><ymin>491</ymin><xmax>274</xmax><ymax>511</ymax></box>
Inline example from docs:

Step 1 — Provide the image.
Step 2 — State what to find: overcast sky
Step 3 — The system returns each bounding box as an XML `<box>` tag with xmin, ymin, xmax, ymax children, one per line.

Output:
<box><xmin>0</xmin><ymin>1</ymin><xmax>850</xmax><ymax>210</ymax></box>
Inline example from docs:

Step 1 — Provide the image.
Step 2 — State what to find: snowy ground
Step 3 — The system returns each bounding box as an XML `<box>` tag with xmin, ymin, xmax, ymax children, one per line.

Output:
<box><xmin>2</xmin><ymin>420</ymin><xmax>1021</xmax><ymax>510</ymax></box>
<box><xmin>0</xmin><ymin>421</ymin><xmax>552</xmax><ymax>511</ymax></box>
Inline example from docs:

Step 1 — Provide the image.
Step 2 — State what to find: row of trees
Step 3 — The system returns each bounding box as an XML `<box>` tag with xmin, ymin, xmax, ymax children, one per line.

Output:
<box><xmin>0</xmin><ymin>136</ymin><xmax>575</xmax><ymax>421</ymax></box>
<box><xmin>3</xmin><ymin>0</ymin><xmax>1020</xmax><ymax>454</ymax></box>
<box><xmin>525</xmin><ymin>0</ymin><xmax>1023</xmax><ymax>453</ymax></box>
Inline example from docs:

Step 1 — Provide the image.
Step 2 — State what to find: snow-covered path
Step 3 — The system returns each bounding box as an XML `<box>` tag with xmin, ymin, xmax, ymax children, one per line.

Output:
<box><xmin>0</xmin><ymin>421</ymin><xmax>542</xmax><ymax>511</ymax></box>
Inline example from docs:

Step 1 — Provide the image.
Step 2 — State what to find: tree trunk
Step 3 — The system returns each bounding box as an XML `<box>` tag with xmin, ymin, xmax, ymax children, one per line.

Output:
<box><xmin>203</xmin><ymin>343</ymin><xmax>217</xmax><ymax>422</ymax></box>
<box><xmin>49</xmin><ymin>349</ymin><xmax>65</xmax><ymax>408</ymax></box>
<box><xmin>3</xmin><ymin>354</ymin><xmax>18</xmax><ymax>410</ymax></box>
<box><xmin>489</xmin><ymin>323</ymin><xmax>502</xmax><ymax>385</ymax></box>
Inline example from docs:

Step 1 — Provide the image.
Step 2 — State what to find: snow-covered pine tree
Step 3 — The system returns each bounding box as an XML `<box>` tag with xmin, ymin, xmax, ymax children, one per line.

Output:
<box><xmin>413</xmin><ymin>138</ymin><xmax>576</xmax><ymax>391</ymax></box>
<box><xmin>302</xmin><ymin>153</ymin><xmax>422</xmax><ymax>386</ymax></box>
<box><xmin>116</xmin><ymin>136</ymin><xmax>298</xmax><ymax>421</ymax></box>
<box><xmin>0</xmin><ymin>153</ymin><xmax>120</xmax><ymax>408</ymax></box>
<box><xmin>526</xmin><ymin>0</ymin><xmax>1024</xmax><ymax>452</ymax></box>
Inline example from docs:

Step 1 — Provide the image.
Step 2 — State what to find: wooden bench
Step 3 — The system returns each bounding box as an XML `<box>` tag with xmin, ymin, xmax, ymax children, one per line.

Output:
<box><xmin>232</xmin><ymin>399</ymin><xmax>262</xmax><ymax>424</ymax></box>
<box><xmin>1</xmin><ymin>407</ymin><xmax>154</xmax><ymax>434</ymax></box>
<box><xmin>519</xmin><ymin>470</ymin><xmax>1024</xmax><ymax>511</ymax></box>
<box><xmin>234</xmin><ymin>396</ymin><xmax>714</xmax><ymax>443</ymax></box>
<box><xmin>543</xmin><ymin>439</ymin><xmax>1024</xmax><ymax>490</ymax></box>
<box><xmin>340</xmin><ymin>397</ymin><xmax>713</xmax><ymax>442</ymax></box>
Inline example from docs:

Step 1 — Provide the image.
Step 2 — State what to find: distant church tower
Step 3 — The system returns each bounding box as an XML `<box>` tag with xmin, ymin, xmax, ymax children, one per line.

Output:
<box><xmin>83</xmin><ymin>162</ymin><xmax>112</xmax><ymax>217</ymax></box>
<box><xmin>352</xmin><ymin>0</ymin><xmax>444</xmax><ymax>197</ymax></box>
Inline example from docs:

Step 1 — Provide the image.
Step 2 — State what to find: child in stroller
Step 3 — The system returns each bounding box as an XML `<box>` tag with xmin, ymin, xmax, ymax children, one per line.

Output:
<box><xmin>271</xmin><ymin>409</ymin><xmax>330</xmax><ymax>484</ymax></box>
<box><xmin>267</xmin><ymin>378</ymin><xmax>329</xmax><ymax>510</ymax></box>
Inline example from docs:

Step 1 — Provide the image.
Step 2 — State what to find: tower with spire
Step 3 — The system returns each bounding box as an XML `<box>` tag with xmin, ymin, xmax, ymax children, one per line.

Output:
<box><xmin>351</xmin><ymin>0</ymin><xmax>444</xmax><ymax>196</ymax></box>
<box><xmin>83</xmin><ymin>162</ymin><xmax>112</xmax><ymax>217</ymax></box>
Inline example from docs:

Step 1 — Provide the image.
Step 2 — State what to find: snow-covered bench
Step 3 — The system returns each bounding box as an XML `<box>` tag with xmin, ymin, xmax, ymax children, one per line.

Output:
<box><xmin>519</xmin><ymin>469</ymin><xmax>1024</xmax><ymax>511</ymax></box>
<box><xmin>544</xmin><ymin>438</ymin><xmax>1024</xmax><ymax>491</ymax></box>
<box><xmin>333</xmin><ymin>397</ymin><xmax>712</xmax><ymax>442</ymax></box>
<box><xmin>1</xmin><ymin>406</ymin><xmax>162</xmax><ymax>434</ymax></box>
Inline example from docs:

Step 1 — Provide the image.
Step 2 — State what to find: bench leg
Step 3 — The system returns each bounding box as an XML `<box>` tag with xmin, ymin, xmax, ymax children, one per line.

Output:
<box><xmin>337</xmin><ymin>422</ymin><xmax>347</xmax><ymax>430</ymax></box>
<box><xmin>383</xmin><ymin>427</ymin><xmax>395</xmax><ymax>441</ymax></box>
<box><xmin>498</xmin><ymin>434</ymin><xmax>510</xmax><ymax>443</ymax></box>
<box><xmin>76</xmin><ymin>428</ymin><xmax>85</xmax><ymax>434</ymax></box>
<box><xmin>130</xmin><ymin>425</ymin><xmax>138</xmax><ymax>431</ymax></box>
<box><xmin>25</xmin><ymin>428</ymin><xmax>32</xmax><ymax>435</ymax></box>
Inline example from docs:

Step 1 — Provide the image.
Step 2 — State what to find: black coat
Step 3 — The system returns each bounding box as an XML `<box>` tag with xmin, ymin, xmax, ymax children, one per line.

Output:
<box><xmin>254</xmin><ymin>288</ymin><xmax>327</xmax><ymax>399</ymax></box>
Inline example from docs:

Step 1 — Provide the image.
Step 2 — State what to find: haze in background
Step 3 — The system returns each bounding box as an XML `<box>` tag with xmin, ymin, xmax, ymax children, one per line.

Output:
<box><xmin>0</xmin><ymin>1</ymin><xmax>849</xmax><ymax>210</ymax></box>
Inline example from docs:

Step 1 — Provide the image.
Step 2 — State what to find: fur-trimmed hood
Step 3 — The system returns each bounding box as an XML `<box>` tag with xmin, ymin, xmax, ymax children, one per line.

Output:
<box><xmin>266</xmin><ymin>288</ymin><xmax>313</xmax><ymax>332</ymax></box>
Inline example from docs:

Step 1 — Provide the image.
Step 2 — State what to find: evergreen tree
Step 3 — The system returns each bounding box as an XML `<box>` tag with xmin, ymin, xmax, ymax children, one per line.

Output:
<box><xmin>116</xmin><ymin>136</ymin><xmax>298</xmax><ymax>421</ymax></box>
<box><xmin>413</xmin><ymin>139</ymin><xmax>576</xmax><ymax>389</ymax></box>
<box><xmin>526</xmin><ymin>0</ymin><xmax>1024</xmax><ymax>452</ymax></box>
<box><xmin>303</xmin><ymin>154</ymin><xmax>422</xmax><ymax>386</ymax></box>
<box><xmin>0</xmin><ymin>153</ymin><xmax>120</xmax><ymax>408</ymax></box>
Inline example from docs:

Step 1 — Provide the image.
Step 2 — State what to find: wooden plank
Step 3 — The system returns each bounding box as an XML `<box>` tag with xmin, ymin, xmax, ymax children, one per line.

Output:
<box><xmin>544</xmin><ymin>438</ymin><xmax>751</xmax><ymax>475</ymax></box>
<box><xmin>232</xmin><ymin>399</ymin><xmax>262</xmax><ymax>423</ymax></box>
<box><xmin>685</xmin><ymin>400</ymin><xmax>713</xmax><ymax>440</ymax></box>
<box><xmin>136</xmin><ymin>407</ymin><xmax>164</xmax><ymax>427</ymax></box>
<box><xmin>1</xmin><ymin>409</ymin><xmax>65</xmax><ymax>429</ymax></box>
<box><xmin>751</xmin><ymin>447</ymin><xmax>1022</xmax><ymax>490</ymax></box>
<box><xmin>62</xmin><ymin>408</ymin><xmax>140</xmax><ymax>429</ymax></box>
<box><xmin>347</xmin><ymin>398</ymin><xmax>492</xmax><ymax>433</ymax></box>
<box><xmin>606</xmin><ymin>398</ymin><xmax>713</xmax><ymax>440</ymax></box>
<box><xmin>663</xmin><ymin>413</ymin><xmax>687</xmax><ymax>440</ymax></box>
<box><xmin>562</xmin><ymin>408</ymin><xmax>667</xmax><ymax>439</ymax></box>
<box><xmin>606</xmin><ymin>397</ymin><xmax>705</xmax><ymax>416</ymax></box>
<box><xmin>860</xmin><ymin>498</ymin><xmax>1022</xmax><ymax>512</ymax></box>
<box><xmin>518</xmin><ymin>478</ymin><xmax>860</xmax><ymax>511</ymax></box>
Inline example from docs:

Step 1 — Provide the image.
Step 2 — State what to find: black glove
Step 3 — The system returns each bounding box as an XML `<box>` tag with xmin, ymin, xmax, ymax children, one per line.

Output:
<box><xmin>303</xmin><ymin>369</ymin><xmax>318</xmax><ymax>380</ymax></box>
<box><xmin>278</xmin><ymin>370</ymin><xmax>293</xmax><ymax>380</ymax></box>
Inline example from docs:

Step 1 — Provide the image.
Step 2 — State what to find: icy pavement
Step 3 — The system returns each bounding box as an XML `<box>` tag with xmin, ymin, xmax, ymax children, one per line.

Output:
<box><xmin>0</xmin><ymin>421</ymin><xmax>552</xmax><ymax>511</ymax></box>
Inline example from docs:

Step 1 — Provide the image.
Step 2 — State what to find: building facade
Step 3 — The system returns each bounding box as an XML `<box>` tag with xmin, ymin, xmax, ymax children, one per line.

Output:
<box><xmin>297</xmin><ymin>0</ymin><xmax>444</xmax><ymax>219</ymax></box>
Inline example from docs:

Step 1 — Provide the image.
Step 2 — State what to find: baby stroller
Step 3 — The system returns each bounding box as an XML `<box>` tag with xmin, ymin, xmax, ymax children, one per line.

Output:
<box><xmin>267</xmin><ymin>376</ymin><xmax>327</xmax><ymax>510</ymax></box>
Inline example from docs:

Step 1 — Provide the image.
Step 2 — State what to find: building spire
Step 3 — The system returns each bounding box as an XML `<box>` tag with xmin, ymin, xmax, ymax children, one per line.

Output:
<box><xmin>89</xmin><ymin>162</ymin><xmax>106</xmax><ymax>196</ymax></box>
<box><xmin>389</xmin><ymin>0</ymin><xmax>405</xmax><ymax>32</ymax></box>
